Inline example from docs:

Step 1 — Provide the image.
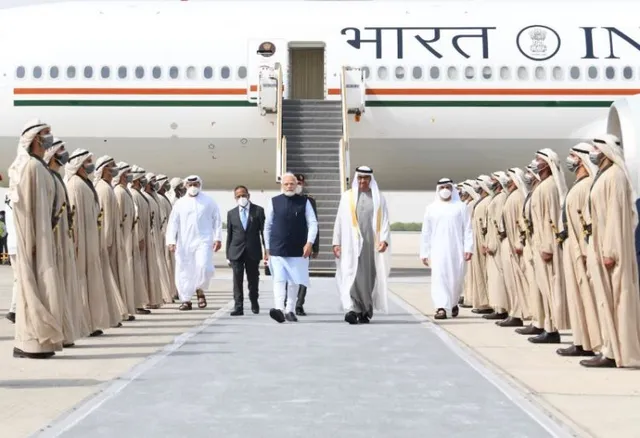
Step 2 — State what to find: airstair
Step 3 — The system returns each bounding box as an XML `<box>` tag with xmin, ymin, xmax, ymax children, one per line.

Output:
<box><xmin>256</xmin><ymin>65</ymin><xmax>365</xmax><ymax>275</ymax></box>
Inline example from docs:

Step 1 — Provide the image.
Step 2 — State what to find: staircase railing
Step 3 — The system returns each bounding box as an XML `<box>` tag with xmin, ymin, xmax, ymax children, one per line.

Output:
<box><xmin>275</xmin><ymin>64</ymin><xmax>286</xmax><ymax>182</ymax></box>
<box><xmin>339</xmin><ymin>66</ymin><xmax>351</xmax><ymax>193</ymax></box>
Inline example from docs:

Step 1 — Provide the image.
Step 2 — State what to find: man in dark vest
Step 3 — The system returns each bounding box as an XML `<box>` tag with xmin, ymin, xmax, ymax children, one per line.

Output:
<box><xmin>264</xmin><ymin>172</ymin><xmax>318</xmax><ymax>323</ymax></box>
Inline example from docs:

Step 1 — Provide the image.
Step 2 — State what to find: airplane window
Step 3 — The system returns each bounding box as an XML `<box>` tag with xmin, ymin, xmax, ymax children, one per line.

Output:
<box><xmin>221</xmin><ymin>66</ymin><xmax>231</xmax><ymax>79</ymax></box>
<box><xmin>517</xmin><ymin>66</ymin><xmax>528</xmax><ymax>80</ymax></box>
<box><xmin>135</xmin><ymin>66</ymin><xmax>144</xmax><ymax>79</ymax></box>
<box><xmin>152</xmin><ymin>66</ymin><xmax>162</xmax><ymax>79</ymax></box>
<box><xmin>412</xmin><ymin>66</ymin><xmax>422</xmax><ymax>80</ymax></box>
<box><xmin>395</xmin><ymin>66</ymin><xmax>405</xmax><ymax>79</ymax></box>
<box><xmin>499</xmin><ymin>66</ymin><xmax>510</xmax><ymax>80</ymax></box>
<box><xmin>569</xmin><ymin>66</ymin><xmax>580</xmax><ymax>79</ymax></box>
<box><xmin>203</xmin><ymin>66</ymin><xmax>214</xmax><ymax>79</ymax></box>
<box><xmin>66</xmin><ymin>66</ymin><xmax>76</xmax><ymax>79</ymax></box>
<box><xmin>429</xmin><ymin>66</ymin><xmax>440</xmax><ymax>79</ymax></box>
<box><xmin>447</xmin><ymin>66</ymin><xmax>458</xmax><ymax>80</ymax></box>
<box><xmin>16</xmin><ymin>66</ymin><xmax>25</xmax><ymax>79</ymax></box>
<box><xmin>605</xmin><ymin>66</ymin><xmax>615</xmax><ymax>80</ymax></box>
<box><xmin>482</xmin><ymin>66</ymin><xmax>492</xmax><ymax>80</ymax></box>
<box><xmin>464</xmin><ymin>66</ymin><xmax>475</xmax><ymax>79</ymax></box>
<box><xmin>169</xmin><ymin>66</ymin><xmax>179</xmax><ymax>79</ymax></box>
<box><xmin>33</xmin><ymin>66</ymin><xmax>42</xmax><ymax>79</ymax></box>
<box><xmin>377</xmin><ymin>66</ymin><xmax>387</xmax><ymax>80</ymax></box>
<box><xmin>237</xmin><ymin>66</ymin><xmax>247</xmax><ymax>79</ymax></box>
<box><xmin>49</xmin><ymin>66</ymin><xmax>59</xmax><ymax>79</ymax></box>
<box><xmin>83</xmin><ymin>66</ymin><xmax>93</xmax><ymax>79</ymax></box>
<box><xmin>552</xmin><ymin>66</ymin><xmax>563</xmax><ymax>80</ymax></box>
<box><xmin>118</xmin><ymin>66</ymin><xmax>127</xmax><ymax>79</ymax></box>
<box><xmin>623</xmin><ymin>66</ymin><xmax>634</xmax><ymax>80</ymax></box>
<box><xmin>361</xmin><ymin>66</ymin><xmax>370</xmax><ymax>79</ymax></box>
<box><xmin>101</xmin><ymin>66</ymin><xmax>110</xmax><ymax>79</ymax></box>
<box><xmin>186</xmin><ymin>66</ymin><xmax>197</xmax><ymax>79</ymax></box>
<box><xmin>588</xmin><ymin>66</ymin><xmax>598</xmax><ymax>79</ymax></box>
<box><xmin>534</xmin><ymin>66</ymin><xmax>546</xmax><ymax>80</ymax></box>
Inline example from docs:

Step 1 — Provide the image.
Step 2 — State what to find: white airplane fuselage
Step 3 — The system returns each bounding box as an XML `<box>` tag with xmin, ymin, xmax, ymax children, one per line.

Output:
<box><xmin>0</xmin><ymin>1</ymin><xmax>639</xmax><ymax>190</ymax></box>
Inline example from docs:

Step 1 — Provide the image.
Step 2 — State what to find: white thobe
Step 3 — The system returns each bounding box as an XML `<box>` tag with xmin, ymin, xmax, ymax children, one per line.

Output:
<box><xmin>165</xmin><ymin>193</ymin><xmax>222</xmax><ymax>302</ymax></box>
<box><xmin>264</xmin><ymin>198</ymin><xmax>318</xmax><ymax>311</ymax></box>
<box><xmin>420</xmin><ymin>200</ymin><xmax>473</xmax><ymax>313</ymax></box>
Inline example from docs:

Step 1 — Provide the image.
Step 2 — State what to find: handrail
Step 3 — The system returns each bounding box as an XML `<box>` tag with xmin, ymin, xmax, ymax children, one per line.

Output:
<box><xmin>275</xmin><ymin>64</ymin><xmax>285</xmax><ymax>182</ymax></box>
<box><xmin>339</xmin><ymin>66</ymin><xmax>350</xmax><ymax>193</ymax></box>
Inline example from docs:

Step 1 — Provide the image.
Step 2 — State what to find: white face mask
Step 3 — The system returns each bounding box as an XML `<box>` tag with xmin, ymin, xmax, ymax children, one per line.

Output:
<box><xmin>438</xmin><ymin>188</ymin><xmax>452</xmax><ymax>200</ymax></box>
<box><xmin>237</xmin><ymin>196</ymin><xmax>249</xmax><ymax>207</ymax></box>
<box><xmin>187</xmin><ymin>186</ymin><xmax>200</xmax><ymax>197</ymax></box>
<box><xmin>295</xmin><ymin>185</ymin><xmax>303</xmax><ymax>195</ymax></box>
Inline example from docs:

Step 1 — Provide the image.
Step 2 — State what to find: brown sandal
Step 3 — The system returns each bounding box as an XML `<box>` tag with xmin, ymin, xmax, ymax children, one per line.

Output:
<box><xmin>179</xmin><ymin>302</ymin><xmax>192</xmax><ymax>311</ymax></box>
<box><xmin>196</xmin><ymin>289</ymin><xmax>207</xmax><ymax>309</ymax></box>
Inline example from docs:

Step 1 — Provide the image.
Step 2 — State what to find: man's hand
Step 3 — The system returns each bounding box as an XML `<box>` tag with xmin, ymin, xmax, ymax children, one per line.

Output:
<box><xmin>303</xmin><ymin>243</ymin><xmax>313</xmax><ymax>258</ymax></box>
<box><xmin>604</xmin><ymin>257</ymin><xmax>616</xmax><ymax>271</ymax></box>
<box><xmin>487</xmin><ymin>249</ymin><xmax>495</xmax><ymax>256</ymax></box>
<box><xmin>139</xmin><ymin>239</ymin><xmax>145</xmax><ymax>251</ymax></box>
<box><xmin>264</xmin><ymin>251</ymin><xmax>269</xmax><ymax>263</ymax></box>
<box><xmin>377</xmin><ymin>241</ymin><xmax>388</xmax><ymax>253</ymax></box>
<box><xmin>213</xmin><ymin>240</ymin><xmax>221</xmax><ymax>252</ymax></box>
<box><xmin>422</xmin><ymin>258</ymin><xmax>429</xmax><ymax>267</ymax></box>
<box><xmin>541</xmin><ymin>251</ymin><xmax>553</xmax><ymax>262</ymax></box>
<box><xmin>464</xmin><ymin>252</ymin><xmax>472</xmax><ymax>261</ymax></box>
<box><xmin>515</xmin><ymin>248</ymin><xmax>523</xmax><ymax>256</ymax></box>
<box><xmin>333</xmin><ymin>245</ymin><xmax>341</xmax><ymax>259</ymax></box>
<box><xmin>168</xmin><ymin>244</ymin><xmax>176</xmax><ymax>253</ymax></box>
<box><xmin>581</xmin><ymin>255</ymin><xmax>587</xmax><ymax>268</ymax></box>
<box><xmin>481</xmin><ymin>246</ymin><xmax>488</xmax><ymax>255</ymax></box>
<box><xmin>312</xmin><ymin>252</ymin><xmax>318</xmax><ymax>259</ymax></box>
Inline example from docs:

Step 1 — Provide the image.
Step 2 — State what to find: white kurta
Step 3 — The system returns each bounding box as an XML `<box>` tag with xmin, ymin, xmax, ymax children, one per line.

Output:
<box><xmin>264</xmin><ymin>198</ymin><xmax>318</xmax><ymax>287</ymax></box>
<box><xmin>165</xmin><ymin>193</ymin><xmax>222</xmax><ymax>302</ymax></box>
<box><xmin>420</xmin><ymin>200</ymin><xmax>473</xmax><ymax>312</ymax></box>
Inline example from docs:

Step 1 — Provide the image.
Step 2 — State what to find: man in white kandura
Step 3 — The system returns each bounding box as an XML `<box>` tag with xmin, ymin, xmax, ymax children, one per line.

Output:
<box><xmin>333</xmin><ymin>166</ymin><xmax>391</xmax><ymax>325</ymax></box>
<box><xmin>420</xmin><ymin>178</ymin><xmax>474</xmax><ymax>320</ymax></box>
<box><xmin>264</xmin><ymin>173</ymin><xmax>318</xmax><ymax>323</ymax></box>
<box><xmin>166</xmin><ymin>175</ymin><xmax>222</xmax><ymax>311</ymax></box>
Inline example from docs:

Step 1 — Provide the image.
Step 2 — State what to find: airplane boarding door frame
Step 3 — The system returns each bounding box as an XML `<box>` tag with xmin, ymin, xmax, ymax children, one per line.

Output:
<box><xmin>247</xmin><ymin>39</ymin><xmax>289</xmax><ymax>103</ymax></box>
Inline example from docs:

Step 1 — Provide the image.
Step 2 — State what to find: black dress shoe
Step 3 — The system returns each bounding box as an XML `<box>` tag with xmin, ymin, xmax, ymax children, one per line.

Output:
<box><xmin>13</xmin><ymin>348</ymin><xmax>55</xmax><ymax>359</ymax></box>
<box><xmin>295</xmin><ymin>306</ymin><xmax>306</xmax><ymax>316</ymax></box>
<box><xmin>136</xmin><ymin>308</ymin><xmax>151</xmax><ymax>315</ymax></box>
<box><xmin>472</xmin><ymin>308</ymin><xmax>494</xmax><ymax>315</ymax></box>
<box><xmin>557</xmin><ymin>344</ymin><xmax>596</xmax><ymax>357</ymax></box>
<box><xmin>528</xmin><ymin>331</ymin><xmax>561</xmax><ymax>344</ymax></box>
<box><xmin>285</xmin><ymin>312</ymin><xmax>298</xmax><ymax>322</ymax></box>
<box><xmin>269</xmin><ymin>308</ymin><xmax>285</xmax><ymax>323</ymax></box>
<box><xmin>496</xmin><ymin>317</ymin><xmax>524</xmax><ymax>327</ymax></box>
<box><xmin>89</xmin><ymin>330</ymin><xmax>104</xmax><ymax>337</ymax></box>
<box><xmin>483</xmin><ymin>312</ymin><xmax>508</xmax><ymax>320</ymax></box>
<box><xmin>251</xmin><ymin>302</ymin><xmax>260</xmax><ymax>314</ymax></box>
<box><xmin>580</xmin><ymin>354</ymin><xmax>616</xmax><ymax>368</ymax></box>
<box><xmin>451</xmin><ymin>306</ymin><xmax>459</xmax><ymax>318</ymax></box>
<box><xmin>458</xmin><ymin>296</ymin><xmax>465</xmax><ymax>305</ymax></box>
<box><xmin>357</xmin><ymin>314</ymin><xmax>370</xmax><ymax>324</ymax></box>
<box><xmin>63</xmin><ymin>343</ymin><xmax>75</xmax><ymax>348</ymax></box>
<box><xmin>230</xmin><ymin>308</ymin><xmax>244</xmax><ymax>316</ymax></box>
<box><xmin>515</xmin><ymin>324</ymin><xmax>545</xmax><ymax>335</ymax></box>
<box><xmin>127</xmin><ymin>315</ymin><xmax>136</xmax><ymax>321</ymax></box>
<box><xmin>345</xmin><ymin>311</ymin><xmax>358</xmax><ymax>325</ymax></box>
<box><xmin>5</xmin><ymin>311</ymin><xmax>15</xmax><ymax>324</ymax></box>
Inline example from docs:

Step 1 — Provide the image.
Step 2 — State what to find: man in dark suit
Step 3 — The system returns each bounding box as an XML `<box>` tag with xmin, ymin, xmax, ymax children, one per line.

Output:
<box><xmin>226</xmin><ymin>185</ymin><xmax>265</xmax><ymax>316</ymax></box>
<box><xmin>284</xmin><ymin>173</ymin><xmax>319</xmax><ymax>315</ymax></box>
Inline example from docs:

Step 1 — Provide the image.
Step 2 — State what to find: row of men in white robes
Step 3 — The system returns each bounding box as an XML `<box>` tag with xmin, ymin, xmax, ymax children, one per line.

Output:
<box><xmin>444</xmin><ymin>134</ymin><xmax>640</xmax><ymax>369</ymax></box>
<box><xmin>5</xmin><ymin>119</ymin><xmax>189</xmax><ymax>359</ymax></box>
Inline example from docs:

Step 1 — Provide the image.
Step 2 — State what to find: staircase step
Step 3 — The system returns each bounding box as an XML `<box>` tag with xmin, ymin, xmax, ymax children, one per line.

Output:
<box><xmin>287</xmin><ymin>154</ymin><xmax>340</xmax><ymax>162</ymax></box>
<box><xmin>302</xmin><ymin>193</ymin><xmax>342</xmax><ymax>201</ymax></box>
<box><xmin>283</xmin><ymin>127</ymin><xmax>342</xmax><ymax>134</ymax></box>
<box><xmin>283</xmin><ymin>99</ymin><xmax>341</xmax><ymax>106</ymax></box>
<box><xmin>282</xmin><ymin>116</ymin><xmax>342</xmax><ymax>122</ymax></box>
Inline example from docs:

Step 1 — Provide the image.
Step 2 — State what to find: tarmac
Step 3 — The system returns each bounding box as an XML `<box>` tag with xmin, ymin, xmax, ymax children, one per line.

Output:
<box><xmin>0</xmin><ymin>232</ymin><xmax>638</xmax><ymax>438</ymax></box>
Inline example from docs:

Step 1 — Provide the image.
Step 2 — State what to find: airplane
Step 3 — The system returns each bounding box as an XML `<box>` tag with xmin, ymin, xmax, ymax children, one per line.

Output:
<box><xmin>1</xmin><ymin>0</ymin><xmax>640</xmax><ymax>192</ymax></box>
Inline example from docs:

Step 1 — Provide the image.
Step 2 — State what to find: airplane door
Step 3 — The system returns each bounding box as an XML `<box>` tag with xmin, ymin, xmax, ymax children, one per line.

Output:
<box><xmin>247</xmin><ymin>39</ymin><xmax>289</xmax><ymax>103</ymax></box>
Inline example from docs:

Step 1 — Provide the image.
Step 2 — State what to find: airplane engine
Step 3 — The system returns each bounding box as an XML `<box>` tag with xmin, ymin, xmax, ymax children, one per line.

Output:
<box><xmin>607</xmin><ymin>96</ymin><xmax>640</xmax><ymax>195</ymax></box>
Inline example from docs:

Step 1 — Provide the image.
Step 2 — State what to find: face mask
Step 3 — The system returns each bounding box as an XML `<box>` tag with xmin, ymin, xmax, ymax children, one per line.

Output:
<box><xmin>237</xmin><ymin>196</ymin><xmax>249</xmax><ymax>207</ymax></box>
<box><xmin>163</xmin><ymin>183</ymin><xmax>170</xmax><ymax>191</ymax></box>
<box><xmin>589</xmin><ymin>151</ymin><xmax>603</xmax><ymax>165</ymax></box>
<box><xmin>126</xmin><ymin>174</ymin><xmax>133</xmax><ymax>183</ymax></box>
<box><xmin>54</xmin><ymin>150</ymin><xmax>69</xmax><ymax>165</ymax></box>
<box><xmin>438</xmin><ymin>188</ymin><xmax>452</xmax><ymax>199</ymax></box>
<box><xmin>523</xmin><ymin>173</ymin><xmax>534</xmax><ymax>185</ymax></box>
<box><xmin>152</xmin><ymin>182</ymin><xmax>159</xmax><ymax>191</ymax></box>
<box><xmin>84</xmin><ymin>163</ymin><xmax>95</xmax><ymax>174</ymax></box>
<box><xmin>295</xmin><ymin>185</ymin><xmax>303</xmax><ymax>195</ymax></box>
<box><xmin>140</xmin><ymin>177</ymin><xmax>148</xmax><ymax>186</ymax></box>
<box><xmin>565</xmin><ymin>156</ymin><xmax>580</xmax><ymax>172</ymax></box>
<box><xmin>39</xmin><ymin>133</ymin><xmax>54</xmax><ymax>150</ymax></box>
<box><xmin>187</xmin><ymin>186</ymin><xmax>200</xmax><ymax>196</ymax></box>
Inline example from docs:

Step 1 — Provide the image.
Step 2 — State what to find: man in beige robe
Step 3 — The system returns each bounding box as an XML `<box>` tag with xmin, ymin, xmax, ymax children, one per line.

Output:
<box><xmin>44</xmin><ymin>138</ymin><xmax>91</xmax><ymax>347</ymax></box>
<box><xmin>555</xmin><ymin>143</ymin><xmax>602</xmax><ymax>358</ymax></box>
<box><xmin>111</xmin><ymin>162</ymin><xmax>138</xmax><ymax>318</ymax></box>
<box><xmin>143</xmin><ymin>173</ymin><xmax>171</xmax><ymax>306</ymax></box>
<box><xmin>468</xmin><ymin>176</ymin><xmax>493</xmax><ymax>315</ymax></box>
<box><xmin>482</xmin><ymin>172</ymin><xmax>510</xmax><ymax>321</ymax></box>
<box><xmin>156</xmin><ymin>174</ymin><xmax>178</xmax><ymax>302</ymax></box>
<box><xmin>580</xmin><ymin>134</ymin><xmax>640</xmax><ymax>368</ymax></box>
<box><xmin>496</xmin><ymin>168</ymin><xmax>529</xmax><ymax>328</ymax></box>
<box><xmin>94</xmin><ymin>156</ymin><xmax>130</xmax><ymax>325</ymax></box>
<box><xmin>8</xmin><ymin>119</ymin><xmax>65</xmax><ymax>359</ymax></box>
<box><xmin>167</xmin><ymin>177</ymin><xmax>185</xmax><ymax>205</ymax></box>
<box><xmin>459</xmin><ymin>180</ymin><xmax>480</xmax><ymax>309</ymax></box>
<box><xmin>128</xmin><ymin>166</ymin><xmax>152</xmax><ymax>314</ymax></box>
<box><xmin>527</xmin><ymin>149</ymin><xmax>569</xmax><ymax>344</ymax></box>
<box><xmin>65</xmin><ymin>149</ymin><xmax>111</xmax><ymax>337</ymax></box>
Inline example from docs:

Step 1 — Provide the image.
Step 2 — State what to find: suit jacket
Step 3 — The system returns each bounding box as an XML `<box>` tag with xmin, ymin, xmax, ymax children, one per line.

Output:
<box><xmin>226</xmin><ymin>203</ymin><xmax>265</xmax><ymax>261</ymax></box>
<box><xmin>304</xmin><ymin>194</ymin><xmax>320</xmax><ymax>254</ymax></box>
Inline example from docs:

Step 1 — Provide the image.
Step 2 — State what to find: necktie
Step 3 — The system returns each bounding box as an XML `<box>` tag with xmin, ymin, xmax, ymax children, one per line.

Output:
<box><xmin>241</xmin><ymin>208</ymin><xmax>248</xmax><ymax>230</ymax></box>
